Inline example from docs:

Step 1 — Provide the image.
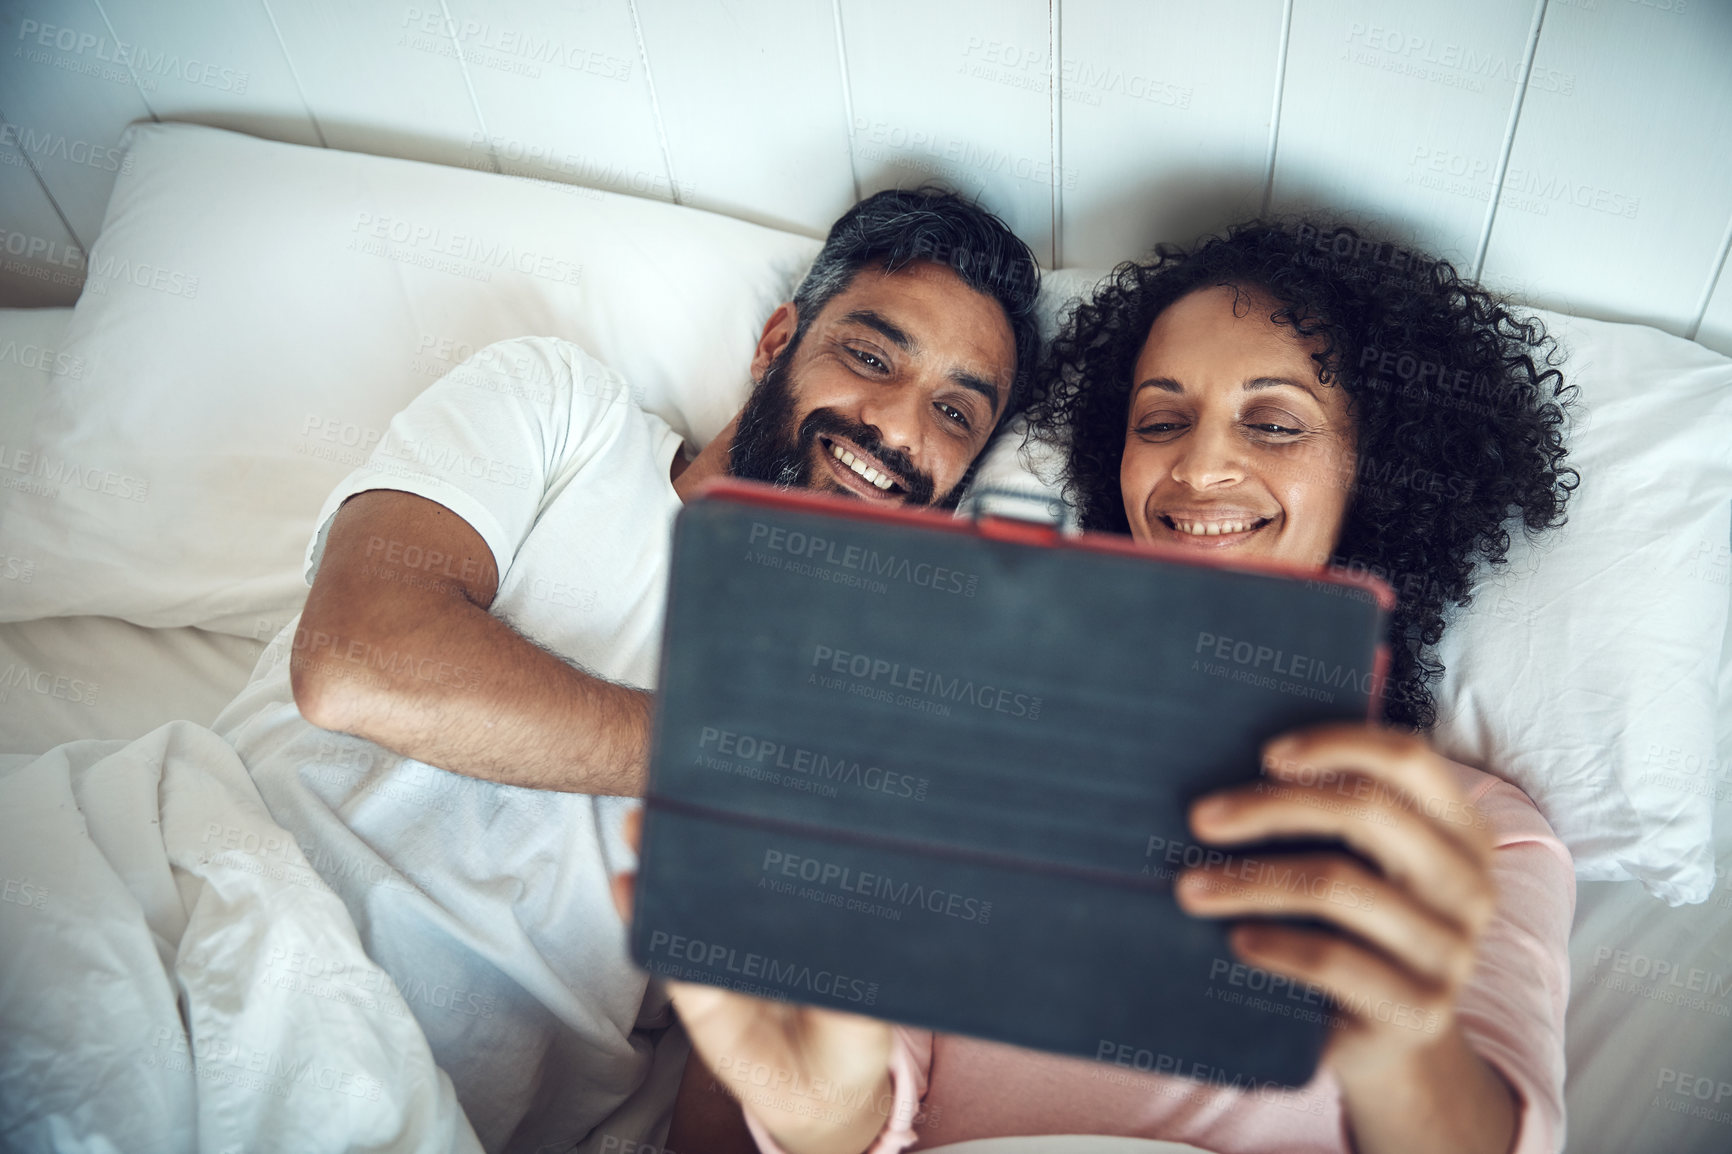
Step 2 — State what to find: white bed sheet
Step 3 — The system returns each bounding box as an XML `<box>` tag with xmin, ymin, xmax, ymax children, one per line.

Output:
<box><xmin>0</xmin><ymin>722</ymin><xmax>480</xmax><ymax>1153</ymax></box>
<box><xmin>1560</xmin><ymin>586</ymin><xmax>1732</xmax><ymax>1152</ymax></box>
<box><xmin>0</xmin><ymin>615</ymin><xmax>265</xmax><ymax>756</ymax></box>
<box><xmin>1564</xmin><ymin>874</ymin><xmax>1732</xmax><ymax>1152</ymax></box>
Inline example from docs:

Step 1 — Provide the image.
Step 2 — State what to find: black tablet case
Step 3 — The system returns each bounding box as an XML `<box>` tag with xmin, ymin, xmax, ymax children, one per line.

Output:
<box><xmin>632</xmin><ymin>482</ymin><xmax>1391</xmax><ymax>1088</ymax></box>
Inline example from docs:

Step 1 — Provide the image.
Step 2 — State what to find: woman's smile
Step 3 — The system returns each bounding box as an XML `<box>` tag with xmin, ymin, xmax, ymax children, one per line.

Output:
<box><xmin>1151</xmin><ymin>508</ymin><xmax>1277</xmax><ymax>546</ymax></box>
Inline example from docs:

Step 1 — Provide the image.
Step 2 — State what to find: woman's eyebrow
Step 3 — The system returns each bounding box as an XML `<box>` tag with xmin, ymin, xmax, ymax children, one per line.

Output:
<box><xmin>1243</xmin><ymin>375</ymin><xmax>1320</xmax><ymax>400</ymax></box>
<box><xmin>1133</xmin><ymin>377</ymin><xmax>1184</xmax><ymax>395</ymax></box>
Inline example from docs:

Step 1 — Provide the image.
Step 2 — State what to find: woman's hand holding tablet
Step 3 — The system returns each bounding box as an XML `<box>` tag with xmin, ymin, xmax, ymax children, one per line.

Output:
<box><xmin>1177</xmin><ymin>722</ymin><xmax>1516</xmax><ymax>1153</ymax></box>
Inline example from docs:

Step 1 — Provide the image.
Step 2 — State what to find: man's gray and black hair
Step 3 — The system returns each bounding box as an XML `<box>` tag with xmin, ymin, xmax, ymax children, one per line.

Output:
<box><xmin>790</xmin><ymin>186</ymin><xmax>1043</xmax><ymax>425</ymax></box>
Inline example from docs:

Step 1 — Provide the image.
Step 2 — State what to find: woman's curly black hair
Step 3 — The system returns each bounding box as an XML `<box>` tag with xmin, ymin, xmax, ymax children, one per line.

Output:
<box><xmin>1026</xmin><ymin>219</ymin><xmax>1578</xmax><ymax>731</ymax></box>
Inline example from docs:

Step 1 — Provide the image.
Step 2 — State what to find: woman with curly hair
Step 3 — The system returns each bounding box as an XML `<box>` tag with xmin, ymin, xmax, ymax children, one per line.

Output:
<box><xmin>618</xmin><ymin>220</ymin><xmax>1580</xmax><ymax>1154</ymax></box>
<box><xmin>1035</xmin><ymin>219</ymin><xmax>1576</xmax><ymax>732</ymax></box>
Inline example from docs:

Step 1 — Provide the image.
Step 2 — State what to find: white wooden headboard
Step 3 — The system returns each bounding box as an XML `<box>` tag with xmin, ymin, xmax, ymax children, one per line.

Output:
<box><xmin>2</xmin><ymin>0</ymin><xmax>1729</xmax><ymax>354</ymax></box>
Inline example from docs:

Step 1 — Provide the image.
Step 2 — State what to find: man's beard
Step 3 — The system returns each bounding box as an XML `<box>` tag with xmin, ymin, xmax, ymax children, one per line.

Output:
<box><xmin>728</xmin><ymin>343</ymin><xmax>944</xmax><ymax>507</ymax></box>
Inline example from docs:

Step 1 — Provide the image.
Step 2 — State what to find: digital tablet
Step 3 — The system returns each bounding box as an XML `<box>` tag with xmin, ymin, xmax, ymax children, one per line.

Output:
<box><xmin>631</xmin><ymin>480</ymin><xmax>1392</xmax><ymax>1088</ymax></box>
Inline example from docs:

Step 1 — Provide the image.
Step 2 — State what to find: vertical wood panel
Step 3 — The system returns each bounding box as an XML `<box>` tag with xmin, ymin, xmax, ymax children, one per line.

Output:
<box><xmin>635</xmin><ymin>0</ymin><xmax>854</xmax><ymax>235</ymax></box>
<box><xmin>1059</xmin><ymin>0</ymin><xmax>1284</xmax><ymax>269</ymax></box>
<box><xmin>94</xmin><ymin>0</ymin><xmax>320</xmax><ymax>147</ymax></box>
<box><xmin>1270</xmin><ymin>0</ymin><xmax>1541</xmax><ymax>267</ymax></box>
<box><xmin>0</xmin><ymin>0</ymin><xmax>155</xmax><ymax>243</ymax></box>
<box><xmin>267</xmin><ymin>0</ymin><xmax>485</xmax><ymax>167</ymax></box>
<box><xmin>0</xmin><ymin>138</ymin><xmax>83</xmax><ymax>306</ymax></box>
<box><xmin>441</xmin><ymin>0</ymin><xmax>671</xmax><ymax>199</ymax></box>
<box><xmin>1479</xmin><ymin>0</ymin><xmax>1732</xmax><ymax>334</ymax></box>
<box><xmin>839</xmin><ymin>0</ymin><xmax>1055</xmax><ymax>264</ymax></box>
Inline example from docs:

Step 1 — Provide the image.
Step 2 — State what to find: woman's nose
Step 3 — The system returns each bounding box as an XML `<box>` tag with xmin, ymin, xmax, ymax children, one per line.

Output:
<box><xmin>1168</xmin><ymin>423</ymin><xmax>1245</xmax><ymax>489</ymax></box>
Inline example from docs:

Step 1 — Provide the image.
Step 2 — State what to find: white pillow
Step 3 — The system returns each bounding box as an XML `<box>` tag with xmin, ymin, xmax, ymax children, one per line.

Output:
<box><xmin>1430</xmin><ymin>311</ymin><xmax>1731</xmax><ymax>905</ymax></box>
<box><xmin>970</xmin><ymin>279</ymin><xmax>1732</xmax><ymax>905</ymax></box>
<box><xmin>0</xmin><ymin>123</ymin><xmax>818</xmax><ymax>638</ymax></box>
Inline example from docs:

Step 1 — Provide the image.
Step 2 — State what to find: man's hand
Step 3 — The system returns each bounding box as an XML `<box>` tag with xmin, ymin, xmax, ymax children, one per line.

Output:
<box><xmin>291</xmin><ymin>489</ymin><xmax>650</xmax><ymax>794</ymax></box>
<box><xmin>1176</xmin><ymin>723</ymin><xmax>1517</xmax><ymax>1154</ymax></box>
<box><xmin>611</xmin><ymin>810</ymin><xmax>894</xmax><ymax>1154</ymax></box>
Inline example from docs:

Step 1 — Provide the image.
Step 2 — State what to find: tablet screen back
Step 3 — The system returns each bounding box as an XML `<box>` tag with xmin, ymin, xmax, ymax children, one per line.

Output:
<box><xmin>633</xmin><ymin>483</ymin><xmax>1391</xmax><ymax>1088</ymax></box>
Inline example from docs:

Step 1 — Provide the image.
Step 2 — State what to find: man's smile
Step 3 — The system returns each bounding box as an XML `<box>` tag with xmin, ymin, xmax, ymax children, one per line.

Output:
<box><xmin>817</xmin><ymin>434</ymin><xmax>907</xmax><ymax>500</ymax></box>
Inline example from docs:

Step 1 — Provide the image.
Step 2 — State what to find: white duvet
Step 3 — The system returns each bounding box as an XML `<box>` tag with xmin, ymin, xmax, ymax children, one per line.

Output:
<box><xmin>0</xmin><ymin>722</ymin><xmax>480</xmax><ymax>1154</ymax></box>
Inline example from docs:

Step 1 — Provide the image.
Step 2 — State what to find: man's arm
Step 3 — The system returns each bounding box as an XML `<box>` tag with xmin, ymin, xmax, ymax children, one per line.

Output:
<box><xmin>290</xmin><ymin>488</ymin><xmax>650</xmax><ymax>794</ymax></box>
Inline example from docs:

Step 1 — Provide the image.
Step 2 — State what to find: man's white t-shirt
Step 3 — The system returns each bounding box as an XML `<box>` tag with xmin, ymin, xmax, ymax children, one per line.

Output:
<box><xmin>213</xmin><ymin>337</ymin><xmax>688</xmax><ymax>1153</ymax></box>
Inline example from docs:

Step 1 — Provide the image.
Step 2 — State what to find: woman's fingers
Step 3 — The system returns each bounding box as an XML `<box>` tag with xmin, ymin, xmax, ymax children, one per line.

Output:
<box><xmin>1227</xmin><ymin>922</ymin><xmax>1452</xmax><ymax>1054</ymax></box>
<box><xmin>1176</xmin><ymin>851</ymin><xmax>1478</xmax><ymax>987</ymax></box>
<box><xmin>1188</xmin><ymin>723</ymin><xmax>1496</xmax><ymax>937</ymax></box>
<box><xmin>1262</xmin><ymin>724</ymin><xmax>1492</xmax><ymax>859</ymax></box>
<box><xmin>1188</xmin><ymin>778</ymin><xmax>1494</xmax><ymax>937</ymax></box>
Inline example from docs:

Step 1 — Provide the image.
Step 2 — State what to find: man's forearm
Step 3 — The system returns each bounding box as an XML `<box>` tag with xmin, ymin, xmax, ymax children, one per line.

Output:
<box><xmin>292</xmin><ymin>593</ymin><xmax>650</xmax><ymax>794</ymax></box>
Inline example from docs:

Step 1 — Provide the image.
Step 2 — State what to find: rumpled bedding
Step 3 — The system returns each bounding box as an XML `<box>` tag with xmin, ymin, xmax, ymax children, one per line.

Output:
<box><xmin>0</xmin><ymin>721</ymin><xmax>480</xmax><ymax>1154</ymax></box>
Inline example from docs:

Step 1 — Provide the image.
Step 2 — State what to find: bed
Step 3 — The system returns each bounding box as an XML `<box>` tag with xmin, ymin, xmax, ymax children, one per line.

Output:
<box><xmin>1</xmin><ymin>117</ymin><xmax>1729</xmax><ymax>1154</ymax></box>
